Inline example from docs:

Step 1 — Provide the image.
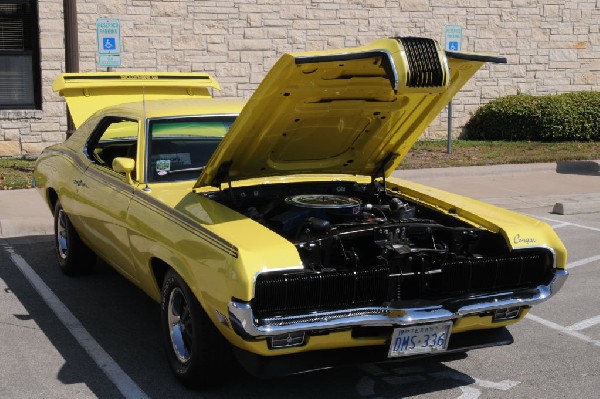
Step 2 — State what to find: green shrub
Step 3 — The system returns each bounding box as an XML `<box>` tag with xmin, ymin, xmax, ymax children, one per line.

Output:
<box><xmin>464</xmin><ymin>91</ymin><xmax>600</xmax><ymax>141</ymax></box>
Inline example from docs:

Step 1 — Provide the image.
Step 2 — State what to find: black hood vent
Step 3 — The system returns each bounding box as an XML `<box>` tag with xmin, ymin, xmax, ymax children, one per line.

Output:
<box><xmin>397</xmin><ymin>37</ymin><xmax>447</xmax><ymax>88</ymax></box>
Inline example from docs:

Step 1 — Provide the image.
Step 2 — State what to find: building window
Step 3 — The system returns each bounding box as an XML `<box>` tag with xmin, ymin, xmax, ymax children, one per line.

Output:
<box><xmin>0</xmin><ymin>0</ymin><xmax>40</xmax><ymax>109</ymax></box>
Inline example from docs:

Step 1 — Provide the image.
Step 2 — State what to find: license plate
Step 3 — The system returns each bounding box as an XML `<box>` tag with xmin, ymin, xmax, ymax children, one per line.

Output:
<box><xmin>388</xmin><ymin>322</ymin><xmax>452</xmax><ymax>358</ymax></box>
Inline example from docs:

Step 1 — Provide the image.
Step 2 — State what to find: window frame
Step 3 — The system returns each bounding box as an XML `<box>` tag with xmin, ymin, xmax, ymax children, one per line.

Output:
<box><xmin>0</xmin><ymin>0</ymin><xmax>41</xmax><ymax>110</ymax></box>
<box><xmin>85</xmin><ymin>116</ymin><xmax>140</xmax><ymax>176</ymax></box>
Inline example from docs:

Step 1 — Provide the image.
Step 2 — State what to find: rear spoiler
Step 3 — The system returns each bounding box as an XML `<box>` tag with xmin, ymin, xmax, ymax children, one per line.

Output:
<box><xmin>52</xmin><ymin>72</ymin><xmax>220</xmax><ymax>128</ymax></box>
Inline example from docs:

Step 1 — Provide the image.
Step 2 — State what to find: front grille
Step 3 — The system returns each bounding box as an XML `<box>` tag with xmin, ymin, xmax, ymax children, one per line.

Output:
<box><xmin>252</xmin><ymin>249</ymin><xmax>553</xmax><ymax>318</ymax></box>
<box><xmin>441</xmin><ymin>253</ymin><xmax>548</xmax><ymax>294</ymax></box>
<box><xmin>397</xmin><ymin>37</ymin><xmax>447</xmax><ymax>88</ymax></box>
<box><xmin>252</xmin><ymin>267</ymin><xmax>389</xmax><ymax>317</ymax></box>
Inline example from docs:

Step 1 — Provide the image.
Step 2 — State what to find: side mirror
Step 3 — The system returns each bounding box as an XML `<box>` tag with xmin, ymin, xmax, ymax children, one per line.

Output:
<box><xmin>112</xmin><ymin>157</ymin><xmax>135</xmax><ymax>184</ymax></box>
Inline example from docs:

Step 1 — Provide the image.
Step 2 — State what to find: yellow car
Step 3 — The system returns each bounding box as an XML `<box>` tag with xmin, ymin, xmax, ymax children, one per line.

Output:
<box><xmin>34</xmin><ymin>37</ymin><xmax>567</xmax><ymax>388</ymax></box>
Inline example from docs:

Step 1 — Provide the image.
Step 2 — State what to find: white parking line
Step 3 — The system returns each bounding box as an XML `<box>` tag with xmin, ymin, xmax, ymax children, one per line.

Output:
<box><xmin>526</xmin><ymin>313</ymin><xmax>600</xmax><ymax>348</ymax></box>
<box><xmin>566</xmin><ymin>315</ymin><xmax>600</xmax><ymax>331</ymax></box>
<box><xmin>567</xmin><ymin>254</ymin><xmax>600</xmax><ymax>269</ymax></box>
<box><xmin>1</xmin><ymin>243</ymin><xmax>150</xmax><ymax>399</ymax></box>
<box><xmin>550</xmin><ymin>223</ymin><xmax>571</xmax><ymax>229</ymax></box>
<box><xmin>535</xmin><ymin>216</ymin><xmax>600</xmax><ymax>233</ymax></box>
<box><xmin>457</xmin><ymin>386</ymin><xmax>481</xmax><ymax>399</ymax></box>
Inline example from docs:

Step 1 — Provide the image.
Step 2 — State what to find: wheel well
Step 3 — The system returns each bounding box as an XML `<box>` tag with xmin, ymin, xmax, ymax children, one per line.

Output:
<box><xmin>47</xmin><ymin>188</ymin><xmax>58</xmax><ymax>211</ymax></box>
<box><xmin>151</xmin><ymin>258</ymin><xmax>171</xmax><ymax>291</ymax></box>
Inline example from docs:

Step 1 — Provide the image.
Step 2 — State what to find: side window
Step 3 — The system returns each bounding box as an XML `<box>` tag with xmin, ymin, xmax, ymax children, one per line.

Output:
<box><xmin>86</xmin><ymin>118</ymin><xmax>139</xmax><ymax>173</ymax></box>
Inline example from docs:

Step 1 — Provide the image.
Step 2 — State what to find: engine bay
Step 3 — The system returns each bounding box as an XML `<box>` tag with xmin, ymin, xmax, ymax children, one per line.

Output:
<box><xmin>204</xmin><ymin>180</ymin><xmax>511</xmax><ymax>273</ymax></box>
<box><xmin>204</xmin><ymin>180</ymin><xmax>553</xmax><ymax>315</ymax></box>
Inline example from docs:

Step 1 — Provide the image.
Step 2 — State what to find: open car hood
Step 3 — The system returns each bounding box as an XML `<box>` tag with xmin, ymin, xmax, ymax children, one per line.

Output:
<box><xmin>195</xmin><ymin>37</ymin><xmax>505</xmax><ymax>188</ymax></box>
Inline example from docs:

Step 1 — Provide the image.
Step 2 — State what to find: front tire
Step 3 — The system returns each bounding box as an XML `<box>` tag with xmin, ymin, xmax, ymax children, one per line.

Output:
<box><xmin>160</xmin><ymin>269</ymin><xmax>230</xmax><ymax>388</ymax></box>
<box><xmin>53</xmin><ymin>199</ymin><xmax>96</xmax><ymax>275</ymax></box>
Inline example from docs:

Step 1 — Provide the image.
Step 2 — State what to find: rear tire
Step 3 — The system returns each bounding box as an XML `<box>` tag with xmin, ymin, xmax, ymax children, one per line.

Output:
<box><xmin>160</xmin><ymin>269</ymin><xmax>230</xmax><ymax>388</ymax></box>
<box><xmin>53</xmin><ymin>200</ymin><xmax>96</xmax><ymax>275</ymax></box>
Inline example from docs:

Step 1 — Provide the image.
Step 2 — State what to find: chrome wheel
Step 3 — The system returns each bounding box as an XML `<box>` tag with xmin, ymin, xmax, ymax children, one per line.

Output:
<box><xmin>53</xmin><ymin>199</ymin><xmax>95</xmax><ymax>275</ymax></box>
<box><xmin>57</xmin><ymin>209</ymin><xmax>68</xmax><ymax>260</ymax></box>
<box><xmin>161</xmin><ymin>270</ymin><xmax>231</xmax><ymax>387</ymax></box>
<box><xmin>167</xmin><ymin>287</ymin><xmax>193</xmax><ymax>364</ymax></box>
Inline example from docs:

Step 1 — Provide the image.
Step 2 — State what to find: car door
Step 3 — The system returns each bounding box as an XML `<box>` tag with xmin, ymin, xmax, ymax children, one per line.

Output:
<box><xmin>75</xmin><ymin>116</ymin><xmax>141</xmax><ymax>281</ymax></box>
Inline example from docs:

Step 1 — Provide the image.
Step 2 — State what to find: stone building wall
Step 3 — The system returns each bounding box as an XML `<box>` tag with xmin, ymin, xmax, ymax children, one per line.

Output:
<box><xmin>1</xmin><ymin>0</ymin><xmax>599</xmax><ymax>157</ymax></box>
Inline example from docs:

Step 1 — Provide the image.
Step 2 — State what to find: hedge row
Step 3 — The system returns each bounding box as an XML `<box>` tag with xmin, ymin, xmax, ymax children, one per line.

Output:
<box><xmin>463</xmin><ymin>91</ymin><xmax>600</xmax><ymax>141</ymax></box>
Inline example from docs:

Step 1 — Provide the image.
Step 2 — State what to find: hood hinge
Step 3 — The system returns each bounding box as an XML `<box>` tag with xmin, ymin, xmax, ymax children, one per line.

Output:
<box><xmin>212</xmin><ymin>161</ymin><xmax>236</xmax><ymax>202</ymax></box>
<box><xmin>212</xmin><ymin>160</ymin><xmax>233</xmax><ymax>188</ymax></box>
<box><xmin>371</xmin><ymin>153</ymin><xmax>397</xmax><ymax>191</ymax></box>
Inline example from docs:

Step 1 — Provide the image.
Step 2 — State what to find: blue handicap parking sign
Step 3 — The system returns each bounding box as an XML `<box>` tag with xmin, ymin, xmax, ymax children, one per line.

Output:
<box><xmin>103</xmin><ymin>37</ymin><xmax>116</xmax><ymax>51</ymax></box>
<box><xmin>448</xmin><ymin>41</ymin><xmax>459</xmax><ymax>51</ymax></box>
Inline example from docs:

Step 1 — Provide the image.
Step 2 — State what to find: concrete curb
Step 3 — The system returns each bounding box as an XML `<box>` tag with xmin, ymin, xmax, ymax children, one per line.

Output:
<box><xmin>552</xmin><ymin>201</ymin><xmax>600</xmax><ymax>216</ymax></box>
<box><xmin>394</xmin><ymin>160</ymin><xmax>600</xmax><ymax>179</ymax></box>
<box><xmin>0</xmin><ymin>217</ymin><xmax>53</xmax><ymax>238</ymax></box>
<box><xmin>0</xmin><ymin>189</ymin><xmax>53</xmax><ymax>239</ymax></box>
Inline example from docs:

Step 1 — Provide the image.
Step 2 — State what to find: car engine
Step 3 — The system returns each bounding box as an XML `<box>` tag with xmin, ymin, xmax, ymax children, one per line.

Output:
<box><xmin>205</xmin><ymin>181</ymin><xmax>553</xmax><ymax>317</ymax></box>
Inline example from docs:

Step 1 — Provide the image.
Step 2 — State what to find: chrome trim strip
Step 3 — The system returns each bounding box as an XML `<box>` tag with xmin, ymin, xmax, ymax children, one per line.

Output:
<box><xmin>228</xmin><ymin>268</ymin><xmax>568</xmax><ymax>339</ymax></box>
<box><xmin>144</xmin><ymin>117</ymin><xmax>150</xmax><ymax>184</ymax></box>
<box><xmin>147</xmin><ymin>113</ymin><xmax>239</xmax><ymax>122</ymax></box>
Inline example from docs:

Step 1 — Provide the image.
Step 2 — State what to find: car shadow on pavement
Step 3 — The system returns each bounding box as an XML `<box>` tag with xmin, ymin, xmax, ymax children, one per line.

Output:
<box><xmin>0</xmin><ymin>235</ymin><xmax>123</xmax><ymax>397</ymax></box>
<box><xmin>1</xmin><ymin>235</ymin><xmax>477</xmax><ymax>399</ymax></box>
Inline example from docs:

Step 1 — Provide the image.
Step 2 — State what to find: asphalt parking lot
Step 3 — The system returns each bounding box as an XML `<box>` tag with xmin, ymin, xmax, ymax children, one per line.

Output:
<box><xmin>1</xmin><ymin>201</ymin><xmax>599</xmax><ymax>399</ymax></box>
<box><xmin>0</xmin><ymin>207</ymin><xmax>600</xmax><ymax>399</ymax></box>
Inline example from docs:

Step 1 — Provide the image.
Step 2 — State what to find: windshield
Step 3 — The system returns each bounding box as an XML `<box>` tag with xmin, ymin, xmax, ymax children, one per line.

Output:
<box><xmin>147</xmin><ymin>116</ymin><xmax>236</xmax><ymax>182</ymax></box>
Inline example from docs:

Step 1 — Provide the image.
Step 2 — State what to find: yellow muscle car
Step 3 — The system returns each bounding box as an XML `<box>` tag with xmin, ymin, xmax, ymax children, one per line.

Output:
<box><xmin>34</xmin><ymin>37</ymin><xmax>568</xmax><ymax>388</ymax></box>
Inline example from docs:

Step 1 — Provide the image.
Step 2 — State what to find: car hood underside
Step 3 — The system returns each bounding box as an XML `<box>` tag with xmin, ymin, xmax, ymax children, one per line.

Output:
<box><xmin>195</xmin><ymin>37</ymin><xmax>506</xmax><ymax>188</ymax></box>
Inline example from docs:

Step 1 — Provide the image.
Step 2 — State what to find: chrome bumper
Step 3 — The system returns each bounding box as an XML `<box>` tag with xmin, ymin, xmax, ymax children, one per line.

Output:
<box><xmin>228</xmin><ymin>268</ymin><xmax>568</xmax><ymax>339</ymax></box>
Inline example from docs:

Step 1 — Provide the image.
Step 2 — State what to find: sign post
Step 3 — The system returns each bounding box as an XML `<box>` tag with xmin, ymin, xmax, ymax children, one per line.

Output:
<box><xmin>444</xmin><ymin>25</ymin><xmax>463</xmax><ymax>154</ymax></box>
<box><xmin>96</xmin><ymin>18</ymin><xmax>121</xmax><ymax>70</ymax></box>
